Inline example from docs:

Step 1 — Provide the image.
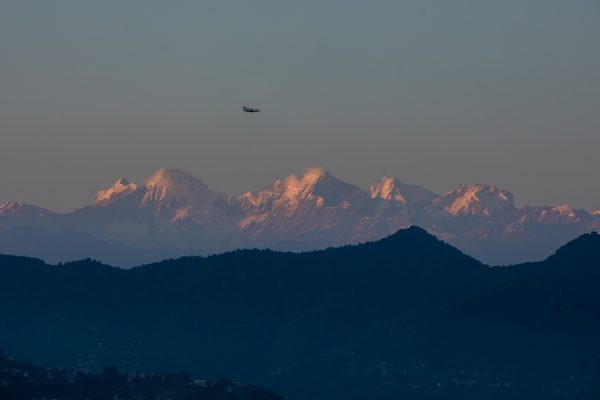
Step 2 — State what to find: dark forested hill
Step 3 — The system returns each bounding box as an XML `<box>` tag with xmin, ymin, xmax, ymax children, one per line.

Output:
<box><xmin>0</xmin><ymin>226</ymin><xmax>599</xmax><ymax>399</ymax></box>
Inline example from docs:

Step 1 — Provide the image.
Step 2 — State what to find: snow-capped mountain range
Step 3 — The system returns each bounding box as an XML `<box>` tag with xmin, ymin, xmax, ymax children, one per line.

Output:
<box><xmin>1</xmin><ymin>167</ymin><xmax>598</xmax><ymax>266</ymax></box>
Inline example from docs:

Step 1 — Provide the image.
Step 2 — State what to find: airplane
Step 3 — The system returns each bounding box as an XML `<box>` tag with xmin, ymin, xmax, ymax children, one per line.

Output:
<box><xmin>242</xmin><ymin>106</ymin><xmax>260</xmax><ymax>113</ymax></box>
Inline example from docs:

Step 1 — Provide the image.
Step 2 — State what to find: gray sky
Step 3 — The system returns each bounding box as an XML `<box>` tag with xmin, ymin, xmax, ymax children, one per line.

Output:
<box><xmin>1</xmin><ymin>0</ymin><xmax>599</xmax><ymax>212</ymax></box>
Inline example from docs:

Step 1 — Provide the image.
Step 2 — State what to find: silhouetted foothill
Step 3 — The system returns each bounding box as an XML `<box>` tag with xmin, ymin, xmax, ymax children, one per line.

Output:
<box><xmin>0</xmin><ymin>228</ymin><xmax>599</xmax><ymax>399</ymax></box>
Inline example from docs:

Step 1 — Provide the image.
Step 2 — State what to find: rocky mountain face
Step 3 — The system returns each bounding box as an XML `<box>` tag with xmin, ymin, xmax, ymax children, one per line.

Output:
<box><xmin>431</xmin><ymin>183</ymin><xmax>517</xmax><ymax>218</ymax></box>
<box><xmin>0</xmin><ymin>202</ymin><xmax>58</xmax><ymax>223</ymax></box>
<box><xmin>238</xmin><ymin>168</ymin><xmax>409</xmax><ymax>250</ymax></box>
<box><xmin>0</xmin><ymin>167</ymin><xmax>598</xmax><ymax>266</ymax></box>
<box><xmin>65</xmin><ymin>168</ymin><xmax>243</xmax><ymax>253</ymax></box>
<box><xmin>369</xmin><ymin>176</ymin><xmax>437</xmax><ymax>205</ymax></box>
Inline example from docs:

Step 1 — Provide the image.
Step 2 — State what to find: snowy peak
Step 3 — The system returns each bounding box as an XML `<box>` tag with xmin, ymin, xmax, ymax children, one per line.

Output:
<box><xmin>94</xmin><ymin>178</ymin><xmax>138</xmax><ymax>206</ymax></box>
<box><xmin>135</xmin><ymin>168</ymin><xmax>243</xmax><ymax>227</ymax></box>
<box><xmin>552</xmin><ymin>205</ymin><xmax>577</xmax><ymax>217</ymax></box>
<box><xmin>0</xmin><ymin>202</ymin><xmax>54</xmax><ymax>217</ymax></box>
<box><xmin>433</xmin><ymin>183</ymin><xmax>516</xmax><ymax>217</ymax></box>
<box><xmin>91</xmin><ymin>169</ymin><xmax>224</xmax><ymax>213</ymax></box>
<box><xmin>146</xmin><ymin>168</ymin><xmax>208</xmax><ymax>191</ymax></box>
<box><xmin>142</xmin><ymin>168</ymin><xmax>212</xmax><ymax>206</ymax></box>
<box><xmin>146</xmin><ymin>168</ymin><xmax>208</xmax><ymax>192</ymax></box>
<box><xmin>283</xmin><ymin>167</ymin><xmax>366</xmax><ymax>205</ymax></box>
<box><xmin>241</xmin><ymin>167</ymin><xmax>369</xmax><ymax>213</ymax></box>
<box><xmin>0</xmin><ymin>202</ymin><xmax>23</xmax><ymax>215</ymax></box>
<box><xmin>370</xmin><ymin>177</ymin><xmax>407</xmax><ymax>203</ymax></box>
<box><xmin>370</xmin><ymin>177</ymin><xmax>437</xmax><ymax>204</ymax></box>
<box><xmin>279</xmin><ymin>167</ymin><xmax>328</xmax><ymax>201</ymax></box>
<box><xmin>592</xmin><ymin>210</ymin><xmax>600</xmax><ymax>216</ymax></box>
<box><xmin>546</xmin><ymin>205</ymin><xmax>594</xmax><ymax>222</ymax></box>
<box><xmin>238</xmin><ymin>167</ymin><xmax>378</xmax><ymax>238</ymax></box>
<box><xmin>516</xmin><ymin>205</ymin><xmax>584</xmax><ymax>224</ymax></box>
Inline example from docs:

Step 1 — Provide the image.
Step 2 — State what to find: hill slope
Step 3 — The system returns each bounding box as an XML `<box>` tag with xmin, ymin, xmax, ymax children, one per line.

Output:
<box><xmin>0</xmin><ymin>228</ymin><xmax>599</xmax><ymax>399</ymax></box>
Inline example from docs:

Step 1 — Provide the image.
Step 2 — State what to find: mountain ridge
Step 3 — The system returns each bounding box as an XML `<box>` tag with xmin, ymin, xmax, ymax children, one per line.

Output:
<box><xmin>1</xmin><ymin>167</ymin><xmax>598</xmax><ymax>266</ymax></box>
<box><xmin>1</xmin><ymin>228</ymin><xmax>598</xmax><ymax>400</ymax></box>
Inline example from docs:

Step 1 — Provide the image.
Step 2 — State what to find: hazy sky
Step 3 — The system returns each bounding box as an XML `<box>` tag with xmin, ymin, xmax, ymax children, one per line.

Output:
<box><xmin>1</xmin><ymin>0</ymin><xmax>599</xmax><ymax>212</ymax></box>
